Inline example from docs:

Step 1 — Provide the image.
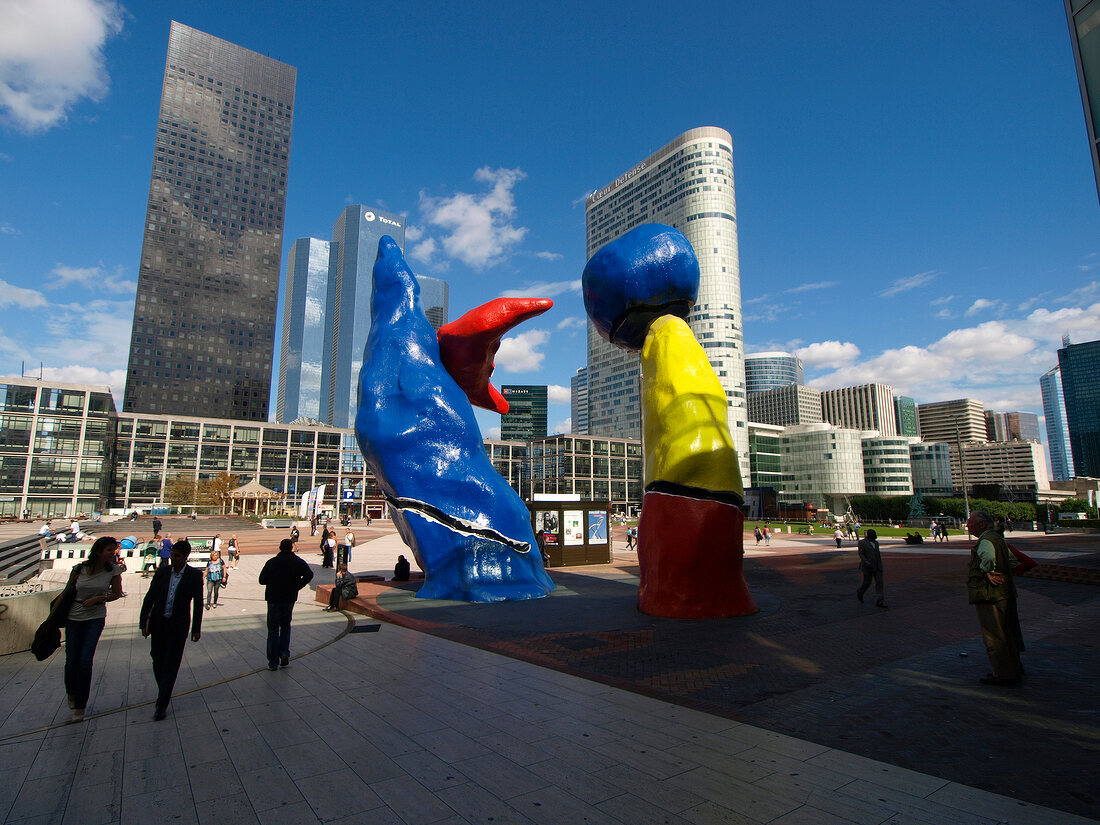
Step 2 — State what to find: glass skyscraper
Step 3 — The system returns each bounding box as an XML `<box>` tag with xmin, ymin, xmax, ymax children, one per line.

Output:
<box><xmin>124</xmin><ymin>22</ymin><xmax>296</xmax><ymax>420</ymax></box>
<box><xmin>500</xmin><ymin>385</ymin><xmax>549</xmax><ymax>440</ymax></box>
<box><xmin>744</xmin><ymin>352</ymin><xmax>804</xmax><ymax>393</ymax></box>
<box><xmin>1040</xmin><ymin>364</ymin><xmax>1076</xmax><ymax>481</ymax></box>
<box><xmin>584</xmin><ymin>127</ymin><xmax>749</xmax><ymax>480</ymax></box>
<box><xmin>276</xmin><ymin>238</ymin><xmax>332</xmax><ymax>422</ymax></box>
<box><xmin>324</xmin><ymin>205</ymin><xmax>406</xmax><ymax>427</ymax></box>
<box><xmin>415</xmin><ymin>275</ymin><xmax>449</xmax><ymax>330</ymax></box>
<box><xmin>1058</xmin><ymin>338</ymin><xmax>1100</xmax><ymax>477</ymax></box>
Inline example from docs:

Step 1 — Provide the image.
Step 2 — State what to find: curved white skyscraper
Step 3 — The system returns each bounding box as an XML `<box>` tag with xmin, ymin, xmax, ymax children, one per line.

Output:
<box><xmin>745</xmin><ymin>352</ymin><xmax>804</xmax><ymax>393</ymax></box>
<box><xmin>585</xmin><ymin>127</ymin><xmax>748</xmax><ymax>480</ymax></box>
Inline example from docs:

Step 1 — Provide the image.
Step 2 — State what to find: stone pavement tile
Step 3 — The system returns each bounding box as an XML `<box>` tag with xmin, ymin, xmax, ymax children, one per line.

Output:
<box><xmin>72</xmin><ymin>747</ymin><xmax>123</xmax><ymax>788</ymax></box>
<box><xmin>669</xmin><ymin>727</ymin><xmax>757</xmax><ymax>759</ymax></box>
<box><xmin>25</xmin><ymin>732</ymin><xmax>83</xmax><ymax>781</ymax></box>
<box><xmin>524</xmin><ymin>756</ymin><xmax>626</xmax><ymax>806</ymax></box>
<box><xmin>804</xmin><ymin>749</ymin><xmax>950</xmax><ymax>797</ymax></box>
<box><xmin>532</xmin><ymin>735</ymin><xmax>621</xmax><ymax>772</ymax></box>
<box><xmin>296</xmin><ymin>767</ymin><xmax>385</xmax><ymax>822</ymax></box>
<box><xmin>328</xmin><ymin>807</ymin><xmax>412</xmax><ymax>825</ymax></box>
<box><xmin>592</xmin><ymin>736</ymin><xmax>701</xmax><ymax>780</ymax></box>
<box><xmin>122</xmin><ymin>752</ymin><xmax>187</xmax><ymax>796</ymax></box>
<box><xmin>594</xmin><ymin>717</ymin><xmax>697</xmax><ymax>750</ymax></box>
<box><xmin>355</xmin><ymin>692</ymin><xmax>452</xmax><ymax>738</ymax></box>
<box><xmin>334</xmin><ymin>738</ymin><xmax>409</xmax><ymax>785</ymax></box>
<box><xmin>0</xmin><ymin>737</ymin><xmax>42</xmax><ymax>769</ymax></box>
<box><xmin>721</xmin><ymin>726</ymin><xmax>832</xmax><ymax>761</ymax></box>
<box><xmin>186</xmin><ymin>757</ymin><xmax>246</xmax><ymax>804</ymax></box>
<box><xmin>179</xmin><ymin>722</ymin><xmax>231</xmax><ymax>768</ymax></box>
<box><xmin>345</xmin><ymin>708</ymin><xmax>423</xmax><ymax>758</ymax></box>
<box><xmin>675</xmin><ymin>800</ymin><xmax>761</xmax><ymax>825</ymax></box>
<box><xmin>654</xmin><ymin>708</ymin><xmax>741</xmax><ymax>735</ymax></box>
<box><xmin>593</xmin><ymin>763</ymin><xmax>705</xmax><ymax>814</ymax></box>
<box><xmin>833</xmin><ymin>779</ymin><xmax>1000</xmax><ymax>825</ymax></box>
<box><xmin>255</xmin><ymin>717</ymin><xmax>318</xmax><ymax>750</ymax></box>
<box><xmin>450</xmin><ymin>751</ymin><xmax>550</xmax><ymax>800</ymax></box>
<box><xmin>732</xmin><ymin>746</ymin><xmax>857</xmax><ymax>790</ymax></box>
<box><xmin>436</xmin><ymin>781</ymin><xmax>537</xmax><ymax>825</ymax></box>
<box><xmin>661</xmin><ymin>742</ymin><xmax>775</xmax><ymax>784</ymax></box>
<box><xmin>767</xmin><ymin>804</ymin><xmax>855</xmax><ymax>825</ymax></box>
<box><xmin>195</xmin><ymin>791</ymin><xmax>260</xmax><ymax>825</ymax></box>
<box><xmin>391</xmin><ymin>749</ymin><xmax>470</xmax><ymax>792</ymax></box>
<box><xmin>595</xmin><ymin>792</ymin><xmax>694</xmax><ymax>825</ymax></box>
<box><xmin>6</xmin><ymin>774</ymin><xmax>70</xmax><ymax>822</ymax></box>
<box><xmin>472</xmin><ymin>729</ymin><xmax>552</xmax><ymax>767</ymax></box>
<box><xmin>508</xmin><ymin>784</ymin><xmax>627</xmax><ymax>825</ymax></box>
<box><xmin>238</xmin><ymin>766</ymin><xmax>304</xmax><ymax>814</ymax></box>
<box><xmin>62</xmin><ymin>778</ymin><xmax>122</xmax><ymax>825</ymax></box>
<box><xmin>122</xmin><ymin>725</ymin><xmax>181</xmax><ymax>763</ymax></box>
<box><xmin>534</xmin><ymin>715</ymin><xmax>627</xmax><ymax>748</ymax></box>
<box><xmin>270</xmin><ymin>739</ymin><xmax>341</xmax><ymax>781</ymax></box>
<box><xmin>369</xmin><ymin>775</ymin><xmax>458</xmax><ymax>825</ymax></box>
<box><xmin>0</xmin><ymin>761</ymin><xmax>30</xmax><ymax>816</ymax></box>
<box><xmin>254</xmin><ymin>800</ymin><xmax>321</xmax><ymax>825</ymax></box>
<box><xmin>220</xmin><ymin>730</ymin><xmax>280</xmax><ymax>773</ymax></box>
<box><xmin>666</xmin><ymin>767</ymin><xmax>802</xmax><ymax>822</ymax></box>
<box><xmin>760</xmin><ymin>783</ymin><xmax>898</xmax><ymax>825</ymax></box>
<box><xmin>926</xmin><ymin>782</ymin><xmax>1100</xmax><ymax>825</ymax></box>
<box><xmin>120</xmin><ymin>785</ymin><xmax>198</xmax><ymax>825</ymax></box>
<box><xmin>411</xmin><ymin>726</ymin><xmax>491</xmax><ymax>764</ymax></box>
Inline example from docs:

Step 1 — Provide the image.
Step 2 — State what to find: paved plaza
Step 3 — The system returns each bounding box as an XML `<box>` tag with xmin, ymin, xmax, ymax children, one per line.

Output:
<box><xmin>0</xmin><ymin>518</ymin><xmax>1097</xmax><ymax>824</ymax></box>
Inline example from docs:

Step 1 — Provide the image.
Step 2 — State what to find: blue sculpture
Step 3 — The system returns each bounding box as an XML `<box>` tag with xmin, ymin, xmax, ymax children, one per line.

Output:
<box><xmin>355</xmin><ymin>237</ymin><xmax>555</xmax><ymax>602</ymax></box>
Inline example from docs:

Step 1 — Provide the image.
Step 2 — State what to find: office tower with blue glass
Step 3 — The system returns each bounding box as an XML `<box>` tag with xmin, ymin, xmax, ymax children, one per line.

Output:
<box><xmin>276</xmin><ymin>238</ymin><xmax>332</xmax><ymax>422</ymax></box>
<box><xmin>1058</xmin><ymin>338</ymin><xmax>1100</xmax><ymax>477</ymax></box>
<box><xmin>585</xmin><ymin>127</ymin><xmax>749</xmax><ymax>480</ymax></box>
<box><xmin>894</xmin><ymin>395</ymin><xmax>920</xmax><ymax>437</ymax></box>
<box><xmin>124</xmin><ymin>22</ymin><xmax>295</xmax><ymax>420</ymax></box>
<box><xmin>744</xmin><ymin>352</ymin><xmax>804</xmax><ymax>394</ymax></box>
<box><xmin>416</xmin><ymin>275</ymin><xmax>449</xmax><ymax>330</ymax></box>
<box><xmin>324</xmin><ymin>205</ymin><xmax>406</xmax><ymax>427</ymax></box>
<box><xmin>1040</xmin><ymin>364</ymin><xmax>1076</xmax><ymax>481</ymax></box>
<box><xmin>571</xmin><ymin>367</ymin><xmax>589</xmax><ymax>434</ymax></box>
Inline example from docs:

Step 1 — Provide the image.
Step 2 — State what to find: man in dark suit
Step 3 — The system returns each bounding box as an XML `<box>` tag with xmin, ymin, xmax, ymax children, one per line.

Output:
<box><xmin>140</xmin><ymin>539</ymin><xmax>203</xmax><ymax>720</ymax></box>
<box><xmin>258</xmin><ymin>538</ymin><xmax>314</xmax><ymax>670</ymax></box>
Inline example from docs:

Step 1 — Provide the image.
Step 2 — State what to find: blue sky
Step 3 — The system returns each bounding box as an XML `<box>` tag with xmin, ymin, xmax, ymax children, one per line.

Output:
<box><xmin>1</xmin><ymin>0</ymin><xmax>1098</xmax><ymax>442</ymax></box>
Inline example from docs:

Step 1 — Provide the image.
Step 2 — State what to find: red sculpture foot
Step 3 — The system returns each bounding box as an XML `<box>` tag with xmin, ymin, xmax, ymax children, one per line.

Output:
<box><xmin>636</xmin><ymin>492</ymin><xmax>757</xmax><ymax>619</ymax></box>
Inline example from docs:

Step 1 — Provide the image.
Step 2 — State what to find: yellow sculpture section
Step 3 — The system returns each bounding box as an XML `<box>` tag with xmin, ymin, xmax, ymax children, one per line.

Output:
<box><xmin>640</xmin><ymin>315</ymin><xmax>744</xmax><ymax>495</ymax></box>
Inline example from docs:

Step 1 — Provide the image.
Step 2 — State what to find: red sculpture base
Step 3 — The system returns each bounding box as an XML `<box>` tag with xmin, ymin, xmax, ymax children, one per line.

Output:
<box><xmin>636</xmin><ymin>491</ymin><xmax>757</xmax><ymax>619</ymax></box>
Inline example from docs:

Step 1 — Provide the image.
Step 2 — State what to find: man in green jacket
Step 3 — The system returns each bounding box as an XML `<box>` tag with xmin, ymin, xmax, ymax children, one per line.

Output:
<box><xmin>966</xmin><ymin>510</ymin><xmax>1023</xmax><ymax>686</ymax></box>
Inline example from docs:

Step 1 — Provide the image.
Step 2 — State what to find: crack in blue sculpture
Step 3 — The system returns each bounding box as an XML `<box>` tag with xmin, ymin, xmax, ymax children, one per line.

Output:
<box><xmin>354</xmin><ymin>236</ymin><xmax>554</xmax><ymax>602</ymax></box>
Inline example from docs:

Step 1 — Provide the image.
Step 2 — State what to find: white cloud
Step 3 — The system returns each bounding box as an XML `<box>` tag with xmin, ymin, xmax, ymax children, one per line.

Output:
<box><xmin>930</xmin><ymin>295</ymin><xmax>955</xmax><ymax>306</ymax></box>
<box><xmin>964</xmin><ymin>298</ymin><xmax>1001</xmax><ymax>317</ymax></box>
<box><xmin>0</xmin><ymin>151</ymin><xmax>11</xmax><ymax>161</ymax></box>
<box><xmin>550</xmin><ymin>418</ymin><xmax>572</xmax><ymax>435</ymax></box>
<box><xmin>879</xmin><ymin>270</ymin><xmax>935</xmax><ymax>298</ymax></box>
<box><xmin>794</xmin><ymin>340</ymin><xmax>861</xmax><ymax>368</ymax></box>
<box><xmin>744</xmin><ymin>294</ymin><xmax>771</xmax><ymax>304</ymax></box>
<box><xmin>419</xmin><ymin>167</ymin><xmax>528</xmax><ymax>269</ymax></box>
<box><xmin>744</xmin><ymin>303</ymin><xmax>791</xmax><ymax>323</ymax></box>
<box><xmin>500</xmin><ymin>279</ymin><xmax>581</xmax><ymax>299</ymax></box>
<box><xmin>0</xmin><ymin>0</ymin><xmax>124</xmax><ymax>133</ymax></box>
<box><xmin>484</xmin><ymin>425</ymin><xmax>501</xmax><ymax>439</ymax></box>
<box><xmin>547</xmin><ymin>384</ymin><xmax>571</xmax><ymax>404</ymax></box>
<box><xmin>47</xmin><ymin>263</ymin><xmax>135</xmax><ymax>293</ymax></box>
<box><xmin>535</xmin><ymin>251</ymin><xmax>562</xmax><ymax>261</ymax></box>
<box><xmin>935</xmin><ymin>307</ymin><xmax>952</xmax><ymax>319</ymax></box>
<box><xmin>556</xmin><ymin>316</ymin><xmax>585</xmax><ymax>331</ymax></box>
<box><xmin>41</xmin><ymin>364</ymin><xmax>124</xmax><ymax>391</ymax></box>
<box><xmin>409</xmin><ymin>237</ymin><xmax>440</xmax><ymax>266</ymax></box>
<box><xmin>0</xmin><ymin>278</ymin><xmax>46</xmax><ymax>308</ymax></box>
<box><xmin>495</xmin><ymin>329</ymin><xmax>549</xmax><ymax>373</ymax></box>
<box><xmin>0</xmin><ymin>221</ymin><xmax>19</xmax><ymax>235</ymax></box>
<box><xmin>784</xmin><ymin>281</ymin><xmax>838</xmax><ymax>294</ymax></box>
<box><xmin>1059</xmin><ymin>280</ymin><xmax>1100</xmax><ymax>306</ymax></box>
<box><xmin>404</xmin><ymin>224</ymin><xmax>424</xmax><ymax>242</ymax></box>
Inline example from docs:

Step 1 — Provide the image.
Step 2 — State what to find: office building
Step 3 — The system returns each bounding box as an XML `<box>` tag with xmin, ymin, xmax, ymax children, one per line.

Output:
<box><xmin>584</xmin><ymin>127</ymin><xmax>749</xmax><ymax>481</ymax></box>
<box><xmin>861</xmin><ymin>435</ymin><xmax>914</xmax><ymax>497</ymax></box>
<box><xmin>748</xmin><ymin>423</ymin><xmax>784</xmax><ymax>489</ymax></box>
<box><xmin>324</xmin><ymin>205</ymin><xmax>406</xmax><ymax>427</ymax></box>
<box><xmin>1058</xmin><ymin>338</ymin><xmax>1100</xmax><ymax>477</ymax></box>
<box><xmin>894</xmin><ymin>395</ymin><xmax>920</xmax><ymax>437</ymax></box>
<box><xmin>483</xmin><ymin>439</ymin><xmax>527</xmax><ymax>497</ymax></box>
<box><xmin>276</xmin><ymin>237</ymin><xmax>331</xmax><ymax>423</ymax></box>
<box><xmin>524</xmin><ymin>434</ymin><xmax>643</xmax><ymax>513</ymax></box>
<box><xmin>1040</xmin><ymin>365</ymin><xmax>1076</xmax><ymax>481</ymax></box>
<box><xmin>779</xmin><ymin>424</ymin><xmax>866</xmax><ymax>512</ymax></box>
<box><xmin>748</xmin><ymin>384</ymin><xmax>822</xmax><ymax>427</ymax></box>
<box><xmin>0</xmin><ymin>378</ymin><xmax>116</xmax><ymax>517</ymax></box>
<box><xmin>571</xmin><ymin>367</ymin><xmax>588</xmax><ymax>435</ymax></box>
<box><xmin>821</xmin><ymin>383</ymin><xmax>897</xmax><ymax>436</ymax></box>
<box><xmin>500</xmin><ymin>385</ymin><xmax>548</xmax><ymax>441</ymax></box>
<box><xmin>1066</xmin><ymin>0</ymin><xmax>1100</xmax><ymax>205</ymax></box>
<box><xmin>985</xmin><ymin>411</ymin><xmax>1041</xmax><ymax>443</ymax></box>
<box><xmin>955</xmin><ymin>440</ymin><xmax>1050</xmax><ymax>495</ymax></box>
<box><xmin>124</xmin><ymin>22</ymin><xmax>296</xmax><ymax>420</ymax></box>
<box><xmin>745</xmin><ymin>352</ymin><xmax>804</xmax><ymax>393</ymax></box>
<box><xmin>917</xmin><ymin>399</ymin><xmax>987</xmax><ymax>444</ymax></box>
<box><xmin>909</xmin><ymin>442</ymin><xmax>954</xmax><ymax>495</ymax></box>
<box><xmin>416</xmin><ymin>275</ymin><xmax>449</xmax><ymax>330</ymax></box>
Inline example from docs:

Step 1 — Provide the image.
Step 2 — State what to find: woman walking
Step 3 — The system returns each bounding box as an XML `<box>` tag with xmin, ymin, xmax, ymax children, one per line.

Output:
<box><xmin>227</xmin><ymin>535</ymin><xmax>240</xmax><ymax>569</ymax></box>
<box><xmin>204</xmin><ymin>549</ymin><xmax>228</xmax><ymax>609</ymax></box>
<box><xmin>62</xmin><ymin>536</ymin><xmax>123</xmax><ymax>722</ymax></box>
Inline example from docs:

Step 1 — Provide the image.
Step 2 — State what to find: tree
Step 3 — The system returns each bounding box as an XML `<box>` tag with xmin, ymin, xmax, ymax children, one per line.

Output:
<box><xmin>163</xmin><ymin>473</ymin><xmax>198</xmax><ymax>506</ymax></box>
<box><xmin>197</xmin><ymin>472</ymin><xmax>240</xmax><ymax>510</ymax></box>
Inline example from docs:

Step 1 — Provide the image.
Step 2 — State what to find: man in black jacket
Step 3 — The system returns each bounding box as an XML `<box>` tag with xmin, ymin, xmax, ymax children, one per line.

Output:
<box><xmin>140</xmin><ymin>540</ymin><xmax>203</xmax><ymax>720</ymax></box>
<box><xmin>258</xmin><ymin>538</ymin><xmax>314</xmax><ymax>670</ymax></box>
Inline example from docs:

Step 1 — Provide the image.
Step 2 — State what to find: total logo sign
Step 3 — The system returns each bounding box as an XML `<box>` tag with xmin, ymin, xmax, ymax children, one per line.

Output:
<box><xmin>363</xmin><ymin>210</ymin><xmax>402</xmax><ymax>228</ymax></box>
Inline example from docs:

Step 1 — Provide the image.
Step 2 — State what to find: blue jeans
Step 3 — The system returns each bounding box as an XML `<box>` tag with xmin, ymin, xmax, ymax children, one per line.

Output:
<box><xmin>65</xmin><ymin>617</ymin><xmax>105</xmax><ymax>710</ymax></box>
<box><xmin>266</xmin><ymin>602</ymin><xmax>295</xmax><ymax>666</ymax></box>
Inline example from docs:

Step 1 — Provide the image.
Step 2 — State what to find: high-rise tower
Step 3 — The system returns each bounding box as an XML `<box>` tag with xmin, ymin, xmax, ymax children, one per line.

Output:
<box><xmin>324</xmin><ymin>205</ymin><xmax>406</xmax><ymax>427</ymax></box>
<box><xmin>1040</xmin><ymin>364</ymin><xmax>1076</xmax><ymax>481</ymax></box>
<box><xmin>584</xmin><ymin>127</ymin><xmax>748</xmax><ymax>479</ymax></box>
<box><xmin>276</xmin><ymin>238</ymin><xmax>331</xmax><ymax>422</ymax></box>
<box><xmin>1058</xmin><ymin>338</ymin><xmax>1100</xmax><ymax>477</ymax></box>
<box><xmin>744</xmin><ymin>352</ymin><xmax>804</xmax><ymax>393</ymax></box>
<box><xmin>124</xmin><ymin>22</ymin><xmax>296</xmax><ymax>419</ymax></box>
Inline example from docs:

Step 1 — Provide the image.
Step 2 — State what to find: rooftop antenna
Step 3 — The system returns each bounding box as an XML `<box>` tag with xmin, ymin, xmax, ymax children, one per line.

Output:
<box><xmin>1062</xmin><ymin>332</ymin><xmax>1071</xmax><ymax>348</ymax></box>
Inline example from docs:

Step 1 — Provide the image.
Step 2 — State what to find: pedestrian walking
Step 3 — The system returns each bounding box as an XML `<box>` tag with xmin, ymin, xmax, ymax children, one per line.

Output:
<box><xmin>856</xmin><ymin>528</ymin><xmax>887</xmax><ymax>608</ymax></box>
<box><xmin>258</xmin><ymin>538</ymin><xmax>314</xmax><ymax>670</ymax></box>
<box><xmin>763</xmin><ymin>525</ymin><xmax>771</xmax><ymax>546</ymax></box>
<box><xmin>140</xmin><ymin>540</ymin><xmax>204</xmax><ymax>720</ymax></box>
<box><xmin>833</xmin><ymin>527</ymin><xmax>844</xmax><ymax>548</ymax></box>
<box><xmin>204</xmin><ymin>549</ymin><xmax>228</xmax><ymax>609</ymax></box>
<box><xmin>227</xmin><ymin>535</ymin><xmax>239</xmax><ymax>569</ymax></box>
<box><xmin>60</xmin><ymin>536</ymin><xmax>123</xmax><ymax>722</ymax></box>
<box><xmin>341</xmin><ymin>527</ymin><xmax>355</xmax><ymax>564</ymax></box>
<box><xmin>754</xmin><ymin>526</ymin><xmax>763</xmax><ymax>546</ymax></box>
